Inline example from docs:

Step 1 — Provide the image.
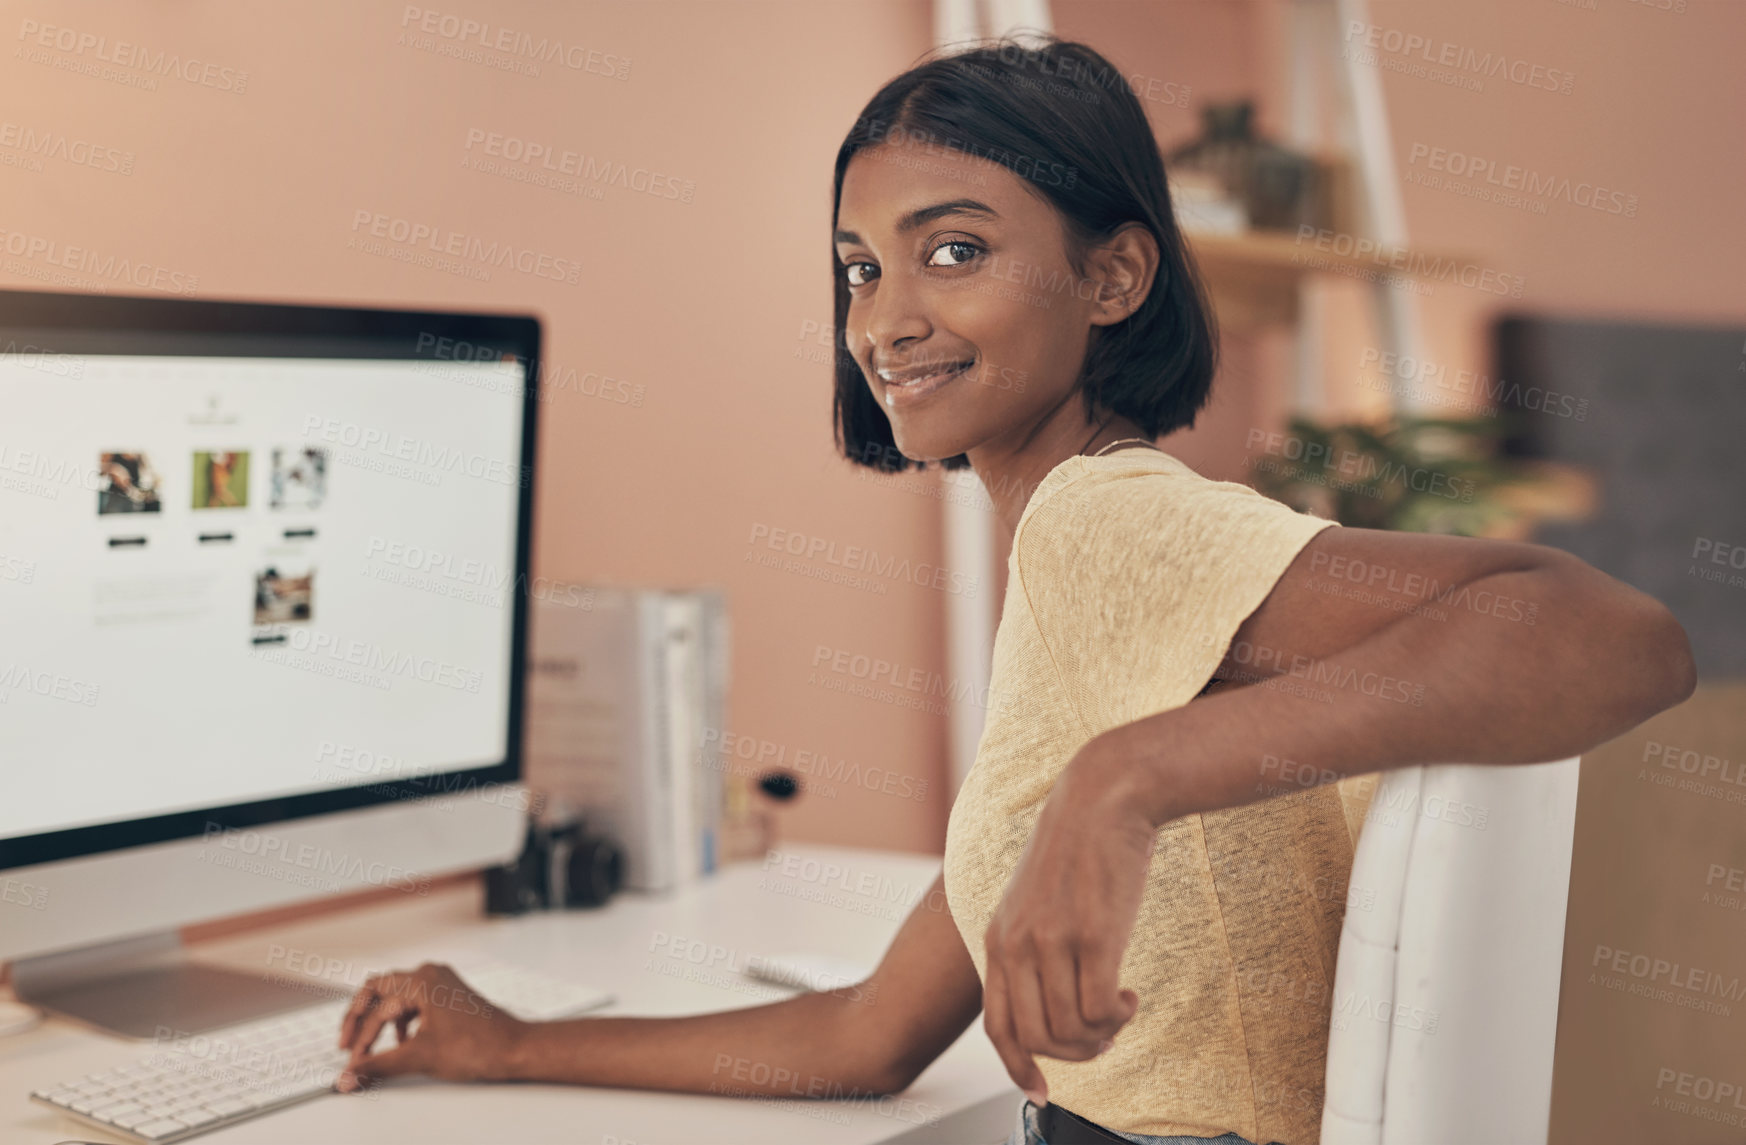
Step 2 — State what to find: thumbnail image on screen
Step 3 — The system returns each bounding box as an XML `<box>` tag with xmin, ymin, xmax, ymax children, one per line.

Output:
<box><xmin>269</xmin><ymin>446</ymin><xmax>327</xmax><ymax>510</ymax></box>
<box><xmin>252</xmin><ymin>562</ymin><xmax>315</xmax><ymax>645</ymax></box>
<box><xmin>97</xmin><ymin>452</ymin><xmax>163</xmax><ymax>515</ymax></box>
<box><xmin>192</xmin><ymin>450</ymin><xmax>250</xmax><ymax>509</ymax></box>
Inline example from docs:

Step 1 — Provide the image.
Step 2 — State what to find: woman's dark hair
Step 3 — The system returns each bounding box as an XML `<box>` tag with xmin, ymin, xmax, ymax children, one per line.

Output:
<box><xmin>831</xmin><ymin>35</ymin><xmax>1219</xmax><ymax>472</ymax></box>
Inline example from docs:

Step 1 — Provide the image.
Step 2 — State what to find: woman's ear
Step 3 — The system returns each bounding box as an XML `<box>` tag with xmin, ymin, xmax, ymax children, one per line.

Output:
<box><xmin>1085</xmin><ymin>223</ymin><xmax>1161</xmax><ymax>328</ymax></box>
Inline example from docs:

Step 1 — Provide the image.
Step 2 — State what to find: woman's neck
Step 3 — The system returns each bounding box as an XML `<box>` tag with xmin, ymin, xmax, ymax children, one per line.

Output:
<box><xmin>965</xmin><ymin>402</ymin><xmax>1152</xmax><ymax>535</ymax></box>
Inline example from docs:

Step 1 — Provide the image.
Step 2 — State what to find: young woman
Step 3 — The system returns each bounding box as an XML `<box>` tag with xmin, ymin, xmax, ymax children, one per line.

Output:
<box><xmin>334</xmin><ymin>37</ymin><xmax>1695</xmax><ymax>1145</ymax></box>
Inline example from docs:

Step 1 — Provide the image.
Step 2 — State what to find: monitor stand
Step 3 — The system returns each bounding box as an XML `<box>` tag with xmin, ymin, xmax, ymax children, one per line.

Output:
<box><xmin>10</xmin><ymin>930</ymin><xmax>348</xmax><ymax>1040</ymax></box>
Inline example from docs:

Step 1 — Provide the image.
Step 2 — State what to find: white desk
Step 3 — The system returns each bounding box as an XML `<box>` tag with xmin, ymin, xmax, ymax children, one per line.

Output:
<box><xmin>1</xmin><ymin>844</ymin><xmax>1021</xmax><ymax>1145</ymax></box>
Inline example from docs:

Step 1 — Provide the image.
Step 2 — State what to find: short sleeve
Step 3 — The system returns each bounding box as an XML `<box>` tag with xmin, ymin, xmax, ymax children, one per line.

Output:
<box><xmin>1012</xmin><ymin>463</ymin><xmax>1337</xmax><ymax>737</ymax></box>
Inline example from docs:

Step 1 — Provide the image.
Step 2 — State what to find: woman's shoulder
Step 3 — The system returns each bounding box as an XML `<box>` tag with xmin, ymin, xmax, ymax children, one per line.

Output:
<box><xmin>1017</xmin><ymin>448</ymin><xmax>1297</xmax><ymax>545</ymax></box>
<box><xmin>1012</xmin><ymin>447</ymin><xmax>1337</xmax><ymax>598</ymax></box>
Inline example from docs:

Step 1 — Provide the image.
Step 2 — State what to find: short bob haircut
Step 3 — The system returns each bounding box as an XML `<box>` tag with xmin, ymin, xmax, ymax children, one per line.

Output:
<box><xmin>831</xmin><ymin>35</ymin><xmax>1220</xmax><ymax>473</ymax></box>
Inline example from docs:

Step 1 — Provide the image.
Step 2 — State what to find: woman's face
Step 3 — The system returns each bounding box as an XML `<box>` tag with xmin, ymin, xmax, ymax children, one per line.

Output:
<box><xmin>833</xmin><ymin>137</ymin><xmax>1116</xmax><ymax>464</ymax></box>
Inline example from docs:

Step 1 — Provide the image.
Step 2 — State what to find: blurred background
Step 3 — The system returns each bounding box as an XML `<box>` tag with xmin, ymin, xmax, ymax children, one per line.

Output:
<box><xmin>4</xmin><ymin>1</ymin><xmax>1742</xmax><ymax>1140</ymax></box>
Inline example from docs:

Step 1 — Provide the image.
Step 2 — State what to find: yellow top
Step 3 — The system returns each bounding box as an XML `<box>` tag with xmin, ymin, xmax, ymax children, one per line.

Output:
<box><xmin>942</xmin><ymin>446</ymin><xmax>1370</xmax><ymax>1145</ymax></box>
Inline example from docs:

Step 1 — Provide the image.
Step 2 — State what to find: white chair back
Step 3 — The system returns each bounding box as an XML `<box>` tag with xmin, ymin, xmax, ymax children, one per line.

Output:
<box><xmin>1321</xmin><ymin>758</ymin><xmax>1581</xmax><ymax>1144</ymax></box>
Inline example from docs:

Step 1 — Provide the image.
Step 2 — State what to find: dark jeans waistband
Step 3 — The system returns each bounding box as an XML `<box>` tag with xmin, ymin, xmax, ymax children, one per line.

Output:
<box><xmin>1038</xmin><ymin>1100</ymin><xmax>1144</xmax><ymax>1144</ymax></box>
<box><xmin>1028</xmin><ymin>1100</ymin><xmax>1266</xmax><ymax>1145</ymax></box>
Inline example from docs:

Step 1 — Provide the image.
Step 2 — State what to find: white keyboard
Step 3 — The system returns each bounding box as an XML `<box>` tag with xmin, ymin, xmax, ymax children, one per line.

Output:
<box><xmin>31</xmin><ymin>958</ymin><xmax>614</xmax><ymax>1143</ymax></box>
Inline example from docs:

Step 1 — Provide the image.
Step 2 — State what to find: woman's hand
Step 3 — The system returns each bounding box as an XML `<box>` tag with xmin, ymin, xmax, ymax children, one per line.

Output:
<box><xmin>981</xmin><ymin>738</ymin><xmax>1156</xmax><ymax>1108</ymax></box>
<box><xmin>335</xmin><ymin>962</ymin><xmax>530</xmax><ymax>1092</ymax></box>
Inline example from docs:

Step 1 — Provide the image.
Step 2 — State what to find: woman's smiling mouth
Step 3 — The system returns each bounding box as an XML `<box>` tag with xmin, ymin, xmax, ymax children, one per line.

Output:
<box><xmin>877</xmin><ymin>358</ymin><xmax>975</xmax><ymax>409</ymax></box>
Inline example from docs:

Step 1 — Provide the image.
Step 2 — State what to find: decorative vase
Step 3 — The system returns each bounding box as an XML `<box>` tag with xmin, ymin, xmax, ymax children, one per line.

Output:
<box><xmin>1166</xmin><ymin>100</ymin><xmax>1325</xmax><ymax>233</ymax></box>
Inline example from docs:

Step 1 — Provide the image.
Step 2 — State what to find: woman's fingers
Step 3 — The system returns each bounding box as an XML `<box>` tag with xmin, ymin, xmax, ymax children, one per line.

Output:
<box><xmin>1038</xmin><ymin>942</ymin><xmax>1109</xmax><ymax>1056</ymax></box>
<box><xmin>337</xmin><ymin>1038</ymin><xmax>429</xmax><ymax>1093</ymax></box>
<box><xmin>346</xmin><ymin>995</ymin><xmax>411</xmax><ymax>1063</ymax></box>
<box><xmin>345</xmin><ymin>984</ymin><xmax>418</xmax><ymax>1063</ymax></box>
<box><xmin>1003</xmin><ymin>940</ymin><xmax>1059</xmax><ymax>1059</ymax></box>
<box><xmin>1014</xmin><ymin>939</ymin><xmax>1106</xmax><ymax>1060</ymax></box>
<box><xmin>1037</xmin><ymin>945</ymin><xmax>1082</xmax><ymax>1043</ymax></box>
<box><xmin>337</xmin><ymin>976</ymin><xmax>386</xmax><ymax>1050</ymax></box>
<box><xmin>1075</xmin><ymin>934</ymin><xmax>1138</xmax><ymax>1036</ymax></box>
<box><xmin>982</xmin><ymin>952</ymin><xmax>1047</xmax><ymax>1104</ymax></box>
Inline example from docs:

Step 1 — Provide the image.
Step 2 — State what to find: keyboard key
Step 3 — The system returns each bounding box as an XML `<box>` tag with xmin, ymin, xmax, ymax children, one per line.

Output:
<box><xmin>112</xmin><ymin>1108</ymin><xmax>160</xmax><ymax>1130</ymax></box>
<box><xmin>240</xmin><ymin>1089</ymin><xmax>291</xmax><ymax>1109</ymax></box>
<box><xmin>134</xmin><ymin>1117</ymin><xmax>190</xmax><ymax>1138</ymax></box>
<box><xmin>205</xmin><ymin>1096</ymin><xmax>255</xmax><ymax>1116</ymax></box>
<box><xmin>90</xmin><ymin>1100</ymin><xmax>145</xmax><ymax>1122</ymax></box>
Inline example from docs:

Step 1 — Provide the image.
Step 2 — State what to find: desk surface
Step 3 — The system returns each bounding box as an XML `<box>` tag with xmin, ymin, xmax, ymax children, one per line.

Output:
<box><xmin>1</xmin><ymin>844</ymin><xmax>1019</xmax><ymax>1145</ymax></box>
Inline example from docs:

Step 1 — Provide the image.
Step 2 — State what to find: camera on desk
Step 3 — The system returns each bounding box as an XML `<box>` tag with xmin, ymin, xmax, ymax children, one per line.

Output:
<box><xmin>483</xmin><ymin>814</ymin><xmax>624</xmax><ymax>915</ymax></box>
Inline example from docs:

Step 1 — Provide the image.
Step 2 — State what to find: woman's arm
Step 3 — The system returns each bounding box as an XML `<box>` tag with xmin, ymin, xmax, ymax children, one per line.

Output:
<box><xmin>337</xmin><ymin>871</ymin><xmax>983</xmax><ymax>1099</ymax></box>
<box><xmin>1091</xmin><ymin>527</ymin><xmax>1697</xmax><ymax>827</ymax></box>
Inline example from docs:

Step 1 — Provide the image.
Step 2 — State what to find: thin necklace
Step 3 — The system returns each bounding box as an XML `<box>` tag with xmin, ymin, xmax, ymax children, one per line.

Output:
<box><xmin>1088</xmin><ymin>436</ymin><xmax>1160</xmax><ymax>457</ymax></box>
<box><xmin>1075</xmin><ymin>417</ymin><xmax>1160</xmax><ymax>458</ymax></box>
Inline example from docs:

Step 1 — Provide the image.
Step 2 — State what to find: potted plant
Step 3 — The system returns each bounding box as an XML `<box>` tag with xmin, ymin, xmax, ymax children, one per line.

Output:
<box><xmin>1247</xmin><ymin>415</ymin><xmax>1569</xmax><ymax>537</ymax></box>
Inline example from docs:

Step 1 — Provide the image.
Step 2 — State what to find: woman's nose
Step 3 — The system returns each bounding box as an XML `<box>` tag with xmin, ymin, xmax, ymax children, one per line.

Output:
<box><xmin>861</xmin><ymin>268</ymin><xmax>931</xmax><ymax>354</ymax></box>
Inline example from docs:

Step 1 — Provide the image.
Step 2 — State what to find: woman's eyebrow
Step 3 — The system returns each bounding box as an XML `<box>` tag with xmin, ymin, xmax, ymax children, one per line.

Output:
<box><xmin>834</xmin><ymin>198</ymin><xmax>1001</xmax><ymax>246</ymax></box>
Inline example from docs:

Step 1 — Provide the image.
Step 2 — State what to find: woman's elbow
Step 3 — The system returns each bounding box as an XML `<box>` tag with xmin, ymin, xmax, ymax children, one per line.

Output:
<box><xmin>1622</xmin><ymin>595</ymin><xmax>1697</xmax><ymax>717</ymax></box>
<box><xmin>1548</xmin><ymin>549</ymin><xmax>1697</xmax><ymax>719</ymax></box>
<box><xmin>1651</xmin><ymin>603</ymin><xmax>1698</xmax><ymax>710</ymax></box>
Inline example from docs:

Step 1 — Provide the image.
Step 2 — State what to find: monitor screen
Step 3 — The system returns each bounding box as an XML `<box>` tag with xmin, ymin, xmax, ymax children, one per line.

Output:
<box><xmin>0</xmin><ymin>296</ymin><xmax>538</xmax><ymax>866</ymax></box>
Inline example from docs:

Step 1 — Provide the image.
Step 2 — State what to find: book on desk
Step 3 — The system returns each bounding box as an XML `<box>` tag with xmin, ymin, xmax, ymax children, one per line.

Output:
<box><xmin>525</xmin><ymin>585</ymin><xmax>755</xmax><ymax>893</ymax></box>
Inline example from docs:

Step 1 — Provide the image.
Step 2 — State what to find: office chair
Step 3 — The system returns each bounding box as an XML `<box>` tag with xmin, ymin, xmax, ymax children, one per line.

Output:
<box><xmin>1320</xmin><ymin>758</ymin><xmax>1582</xmax><ymax>1144</ymax></box>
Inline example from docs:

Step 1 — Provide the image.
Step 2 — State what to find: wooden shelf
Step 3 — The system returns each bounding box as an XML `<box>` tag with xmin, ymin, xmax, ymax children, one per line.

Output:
<box><xmin>1184</xmin><ymin>229</ymin><xmax>1475</xmax><ymax>332</ymax></box>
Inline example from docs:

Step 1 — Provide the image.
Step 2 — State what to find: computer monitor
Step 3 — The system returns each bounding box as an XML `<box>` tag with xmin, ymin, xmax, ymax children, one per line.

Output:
<box><xmin>0</xmin><ymin>288</ymin><xmax>541</xmax><ymax>1036</ymax></box>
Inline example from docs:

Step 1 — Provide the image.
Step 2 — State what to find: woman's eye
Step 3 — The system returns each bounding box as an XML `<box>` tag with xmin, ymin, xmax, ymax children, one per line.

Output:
<box><xmin>927</xmin><ymin>241</ymin><xmax>980</xmax><ymax>268</ymax></box>
<box><xmin>843</xmin><ymin>261</ymin><xmax>878</xmax><ymax>288</ymax></box>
